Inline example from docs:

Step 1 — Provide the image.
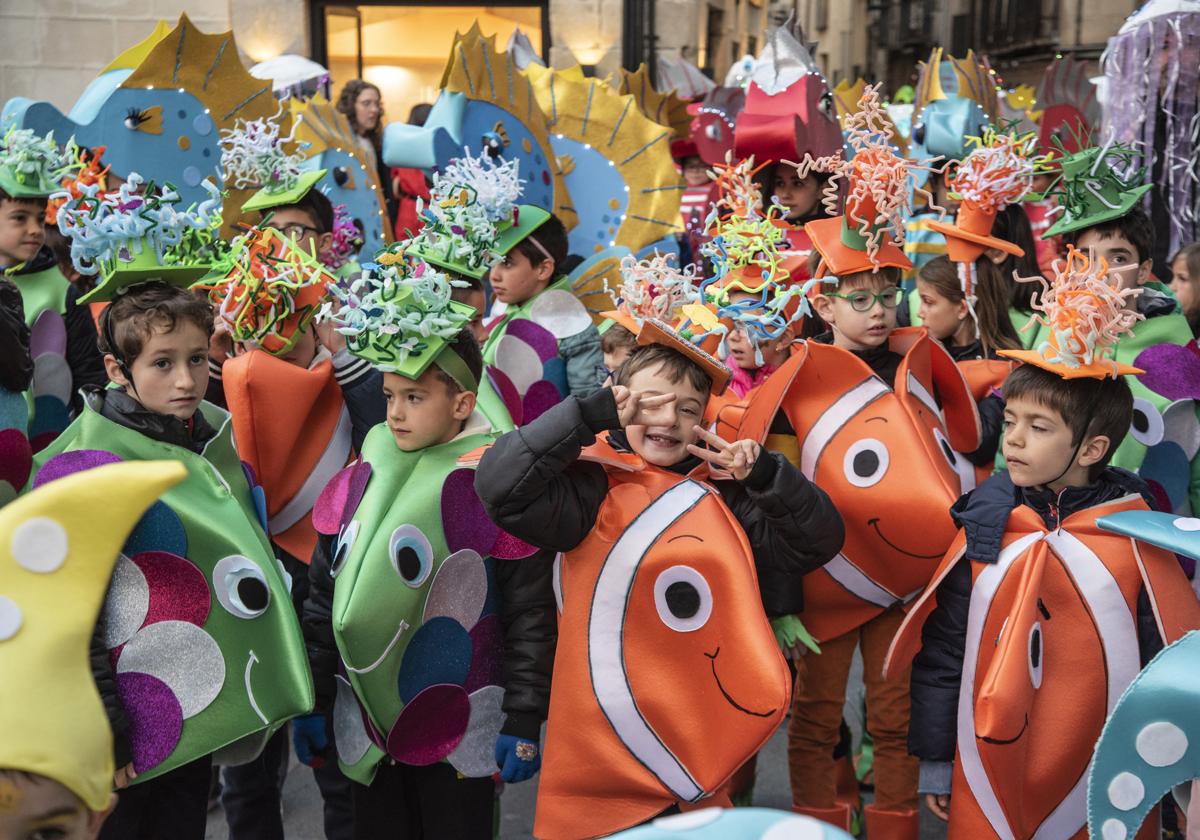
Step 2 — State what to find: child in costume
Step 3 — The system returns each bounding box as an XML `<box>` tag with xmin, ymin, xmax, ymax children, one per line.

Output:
<box><xmin>0</xmin><ymin>127</ymin><xmax>106</xmax><ymax>449</ymax></box>
<box><xmin>0</xmin><ymin>460</ymin><xmax>188</xmax><ymax>840</ymax></box>
<box><xmin>888</xmin><ymin>247</ymin><xmax>1200</xmax><ymax>839</ymax></box>
<box><xmin>198</xmin><ymin>223</ymin><xmax>367</xmax><ymax>840</ymax></box>
<box><xmin>755</xmin><ymin>84</ymin><xmax>980</xmax><ymax>837</ymax></box>
<box><xmin>0</xmin><ymin>278</ymin><xmax>33</xmax><ymax>505</ymax></box>
<box><xmin>475</xmin><ymin>312</ymin><xmax>843</xmax><ymax>838</ymax></box>
<box><xmin>1170</xmin><ymin>242</ymin><xmax>1200</xmax><ymax>336</ymax></box>
<box><xmin>301</xmin><ymin>260</ymin><xmax>556</xmax><ymax>840</ymax></box>
<box><xmin>38</xmin><ymin>177</ymin><xmax>313</xmax><ymax>840</ymax></box>
<box><xmin>402</xmin><ymin>149</ymin><xmax>604</xmax><ymax>429</ymax></box>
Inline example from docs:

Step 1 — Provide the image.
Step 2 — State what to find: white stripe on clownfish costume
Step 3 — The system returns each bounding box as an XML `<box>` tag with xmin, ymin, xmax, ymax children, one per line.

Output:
<box><xmin>799</xmin><ymin>378</ymin><xmax>891</xmax><ymax>480</ymax></box>
<box><xmin>587</xmin><ymin>479</ymin><xmax>709</xmax><ymax>802</ymax></box>
<box><xmin>267</xmin><ymin>405</ymin><xmax>352</xmax><ymax>535</ymax></box>
<box><xmin>957</xmin><ymin>526</ymin><xmax>1141</xmax><ymax>840</ymax></box>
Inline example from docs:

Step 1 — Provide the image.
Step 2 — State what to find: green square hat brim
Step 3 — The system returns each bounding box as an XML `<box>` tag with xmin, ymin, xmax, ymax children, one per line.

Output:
<box><xmin>79</xmin><ymin>265</ymin><xmax>213</xmax><ymax>304</ymax></box>
<box><xmin>1043</xmin><ymin>184</ymin><xmax>1153</xmax><ymax>239</ymax></box>
<box><xmin>406</xmin><ymin>204</ymin><xmax>552</xmax><ymax>280</ymax></box>
<box><xmin>0</xmin><ymin>169</ymin><xmax>56</xmax><ymax>199</ymax></box>
<box><xmin>350</xmin><ymin>299</ymin><xmax>477</xmax><ymax>379</ymax></box>
<box><xmin>241</xmin><ymin>169</ymin><xmax>328</xmax><ymax>214</ymax></box>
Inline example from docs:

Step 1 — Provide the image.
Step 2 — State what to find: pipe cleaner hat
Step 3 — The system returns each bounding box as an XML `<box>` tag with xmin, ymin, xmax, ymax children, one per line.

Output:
<box><xmin>45</xmin><ymin>144</ymin><xmax>109</xmax><ymax>226</ymax></box>
<box><xmin>324</xmin><ymin>258</ymin><xmax>478</xmax><ymax>391</ymax></box>
<box><xmin>925</xmin><ymin>129</ymin><xmax>1042</xmax><ymax>265</ymax></box>
<box><xmin>57</xmin><ymin>174</ymin><xmax>223</xmax><ymax>304</ymax></box>
<box><xmin>0</xmin><ymin>459</ymin><xmax>186</xmax><ymax>811</ymax></box>
<box><xmin>636</xmin><ymin>317</ymin><xmax>733</xmax><ymax>397</ymax></box>
<box><xmin>195</xmin><ymin>226</ymin><xmax>336</xmax><ymax>356</ymax></box>
<box><xmin>0</xmin><ymin>127</ymin><xmax>80</xmax><ymax>200</ymax></box>
<box><xmin>220</xmin><ymin>111</ymin><xmax>327</xmax><ymax>214</ymax></box>
<box><xmin>998</xmin><ymin>246</ymin><xmax>1145</xmax><ymax>379</ymax></box>
<box><xmin>401</xmin><ymin>149</ymin><xmax>549</xmax><ymax>281</ymax></box>
<box><xmin>1041</xmin><ymin>141</ymin><xmax>1153</xmax><ymax>239</ymax></box>
<box><xmin>804</xmin><ymin>84</ymin><xmax>936</xmax><ymax>278</ymax></box>
<box><xmin>602</xmin><ymin>253</ymin><xmax>701</xmax><ymax>336</ymax></box>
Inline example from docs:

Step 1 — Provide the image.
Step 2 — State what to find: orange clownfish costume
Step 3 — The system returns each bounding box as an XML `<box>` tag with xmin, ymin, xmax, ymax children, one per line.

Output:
<box><xmin>197</xmin><ymin>226</ymin><xmax>348</xmax><ymax>562</ymax></box>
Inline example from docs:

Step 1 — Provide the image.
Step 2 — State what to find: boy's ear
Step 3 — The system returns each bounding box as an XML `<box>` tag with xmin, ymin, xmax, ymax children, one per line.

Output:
<box><xmin>317</xmin><ymin>231</ymin><xmax>334</xmax><ymax>257</ymax></box>
<box><xmin>812</xmin><ymin>294</ymin><xmax>835</xmax><ymax>324</ymax></box>
<box><xmin>1136</xmin><ymin>259</ymin><xmax>1153</xmax><ymax>287</ymax></box>
<box><xmin>534</xmin><ymin>254</ymin><xmax>556</xmax><ymax>283</ymax></box>
<box><xmin>103</xmin><ymin>354</ymin><xmax>130</xmax><ymax>389</ymax></box>
<box><xmin>1078</xmin><ymin>433</ymin><xmax>1112</xmax><ymax>469</ymax></box>
<box><xmin>453</xmin><ymin>389</ymin><xmax>477</xmax><ymax>421</ymax></box>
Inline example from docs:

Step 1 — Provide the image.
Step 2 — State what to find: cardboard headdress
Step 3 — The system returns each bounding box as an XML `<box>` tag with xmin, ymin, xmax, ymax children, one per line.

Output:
<box><xmin>195</xmin><ymin>226</ymin><xmax>336</xmax><ymax>356</ymax></box>
<box><xmin>636</xmin><ymin>317</ymin><xmax>732</xmax><ymax>397</ymax></box>
<box><xmin>0</xmin><ymin>460</ymin><xmax>186</xmax><ymax>811</ymax></box>
<box><xmin>57</xmin><ymin>173</ymin><xmax>223</xmax><ymax>303</ymax></box>
<box><xmin>220</xmin><ymin>109</ymin><xmax>326</xmax><ymax>214</ymax></box>
<box><xmin>998</xmin><ymin>246</ymin><xmax>1145</xmax><ymax>379</ymax></box>
<box><xmin>324</xmin><ymin>257</ymin><xmax>477</xmax><ymax>392</ymax></box>
<box><xmin>0</xmin><ymin>127</ymin><xmax>80</xmax><ymax>199</ymax></box>
<box><xmin>401</xmin><ymin>149</ymin><xmax>547</xmax><ymax>281</ymax></box>
<box><xmin>804</xmin><ymin>84</ymin><xmax>938</xmax><ymax>278</ymax></box>
<box><xmin>1041</xmin><ymin>141</ymin><xmax>1152</xmax><ymax>238</ymax></box>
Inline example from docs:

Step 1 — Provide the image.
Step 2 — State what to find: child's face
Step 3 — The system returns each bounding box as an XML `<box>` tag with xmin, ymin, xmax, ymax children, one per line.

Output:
<box><xmin>382</xmin><ymin>368</ymin><xmax>475</xmax><ymax>452</ymax></box>
<box><xmin>1170</xmin><ymin>255</ymin><xmax>1198</xmax><ymax>317</ymax></box>
<box><xmin>1002</xmin><ymin>394</ymin><xmax>1104</xmax><ymax>490</ymax></box>
<box><xmin>278</xmin><ymin>326</ymin><xmax>318</xmax><ymax>369</ymax></box>
<box><xmin>622</xmin><ymin>362</ymin><xmax>709</xmax><ymax>467</ymax></box>
<box><xmin>458</xmin><ymin>288</ymin><xmax>489</xmax><ymax>343</ymax></box>
<box><xmin>681</xmin><ymin>156</ymin><xmax>709</xmax><ymax>188</ymax></box>
<box><xmin>0</xmin><ymin>773</ymin><xmax>112</xmax><ymax>840</ymax></box>
<box><xmin>814</xmin><ymin>272</ymin><xmax>900</xmax><ymax>351</ymax></box>
<box><xmin>603</xmin><ymin>344</ymin><xmax>632</xmax><ymax>376</ymax></box>
<box><xmin>489</xmin><ymin>249</ymin><xmax>553</xmax><ymax>306</ymax></box>
<box><xmin>916</xmin><ymin>279</ymin><xmax>968</xmax><ymax>342</ymax></box>
<box><xmin>1074</xmin><ymin>228</ymin><xmax>1150</xmax><ymax>297</ymax></box>
<box><xmin>772</xmin><ymin>169</ymin><xmax>821</xmax><ymax>221</ymax></box>
<box><xmin>725</xmin><ymin>290</ymin><xmax>790</xmax><ymax>370</ymax></box>
<box><xmin>932</xmin><ymin>174</ymin><xmax>959</xmax><ymax>214</ymax></box>
<box><xmin>104</xmin><ymin>321</ymin><xmax>210</xmax><ymax>421</ymax></box>
<box><xmin>0</xmin><ymin>199</ymin><xmax>47</xmax><ymax>267</ymax></box>
<box><xmin>264</xmin><ymin>207</ymin><xmax>332</xmax><ymax>263</ymax></box>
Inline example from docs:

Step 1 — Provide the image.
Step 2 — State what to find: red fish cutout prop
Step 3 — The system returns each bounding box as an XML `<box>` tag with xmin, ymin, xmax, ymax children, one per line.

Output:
<box><xmin>534</xmin><ymin>438</ymin><xmax>790</xmax><ymax>839</ymax></box>
<box><xmin>885</xmin><ymin>495</ymin><xmax>1200</xmax><ymax>839</ymax></box>
<box><xmin>722</xmin><ymin>328</ymin><xmax>980</xmax><ymax>642</ymax></box>
<box><xmin>222</xmin><ymin>350</ymin><xmax>352</xmax><ymax>562</ymax></box>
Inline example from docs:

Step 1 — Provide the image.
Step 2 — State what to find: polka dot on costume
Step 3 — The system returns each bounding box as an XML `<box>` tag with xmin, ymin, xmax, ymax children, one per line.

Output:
<box><xmin>1173</xmin><ymin>517</ymin><xmax>1200</xmax><ymax>532</ymax></box>
<box><xmin>1102</xmin><ymin>818</ymin><xmax>1128</xmax><ymax>840</ymax></box>
<box><xmin>11</xmin><ymin>517</ymin><xmax>68</xmax><ymax>573</ymax></box>
<box><xmin>193</xmin><ymin>114</ymin><xmax>214</xmax><ymax>135</ymax></box>
<box><xmin>0</xmin><ymin>595</ymin><xmax>21</xmax><ymax>640</ymax></box>
<box><xmin>650</xmin><ymin>807</ymin><xmax>722</xmax><ymax>829</ymax></box>
<box><xmin>177</xmin><ymin>109</ymin><xmax>187</xmax><ymax>119</ymax></box>
<box><xmin>182</xmin><ymin>166</ymin><xmax>202</xmax><ymax>187</ymax></box>
<box><xmin>178</xmin><ymin>136</ymin><xmax>190</xmax><ymax>151</ymax></box>
<box><xmin>1136</xmin><ymin>721</ymin><xmax>1188</xmax><ymax>767</ymax></box>
<box><xmin>759</xmin><ymin>816</ymin><xmax>826</xmax><ymax>840</ymax></box>
<box><xmin>1108</xmin><ymin>771</ymin><xmax>1144</xmax><ymax>811</ymax></box>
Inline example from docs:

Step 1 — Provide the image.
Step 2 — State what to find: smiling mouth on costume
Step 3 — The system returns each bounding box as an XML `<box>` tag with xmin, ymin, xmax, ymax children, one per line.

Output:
<box><xmin>345</xmin><ymin>619</ymin><xmax>411</xmax><ymax>675</ymax></box>
<box><xmin>978</xmin><ymin>713</ymin><xmax>1029</xmax><ymax>745</ymax></box>
<box><xmin>705</xmin><ymin>648</ymin><xmax>776</xmax><ymax>718</ymax></box>
<box><xmin>868</xmin><ymin>518</ymin><xmax>945</xmax><ymax>560</ymax></box>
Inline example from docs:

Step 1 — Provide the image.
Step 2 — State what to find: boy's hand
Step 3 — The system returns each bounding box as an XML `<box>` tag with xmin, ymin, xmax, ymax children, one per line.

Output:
<box><xmin>113</xmin><ymin>762</ymin><xmax>137</xmax><ymax>789</ymax></box>
<box><xmin>611</xmin><ymin>385</ymin><xmax>675</xmax><ymax>429</ymax></box>
<box><xmin>209</xmin><ymin>320</ymin><xmax>233</xmax><ymax>363</ymax></box>
<box><xmin>925</xmin><ymin>793</ymin><xmax>951</xmax><ymax>822</ymax></box>
<box><xmin>495</xmin><ymin>734</ymin><xmax>541</xmax><ymax>783</ymax></box>
<box><xmin>687</xmin><ymin>427</ymin><xmax>761</xmax><ymax>481</ymax></box>
<box><xmin>315</xmin><ymin>318</ymin><xmax>347</xmax><ymax>354</ymax></box>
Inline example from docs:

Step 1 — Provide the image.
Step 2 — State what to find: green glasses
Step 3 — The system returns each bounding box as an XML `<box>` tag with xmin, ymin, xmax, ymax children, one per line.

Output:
<box><xmin>825</xmin><ymin>288</ymin><xmax>903</xmax><ymax>312</ymax></box>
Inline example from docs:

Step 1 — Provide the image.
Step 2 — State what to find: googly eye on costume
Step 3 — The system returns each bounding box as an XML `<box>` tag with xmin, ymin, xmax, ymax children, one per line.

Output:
<box><xmin>213</xmin><ymin>555</ymin><xmax>271</xmax><ymax>619</ymax></box>
<box><xmin>654</xmin><ymin>566</ymin><xmax>714</xmax><ymax>633</ymax></box>
<box><xmin>389</xmin><ymin>524</ymin><xmax>434</xmax><ymax>588</ymax></box>
<box><xmin>843</xmin><ymin>438</ymin><xmax>890</xmax><ymax>488</ymax></box>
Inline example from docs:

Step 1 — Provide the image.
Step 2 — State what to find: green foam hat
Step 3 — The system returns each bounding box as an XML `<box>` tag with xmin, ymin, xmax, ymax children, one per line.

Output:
<box><xmin>78</xmin><ymin>238</ymin><xmax>213</xmax><ymax>304</ymax></box>
<box><xmin>241</xmin><ymin>168</ymin><xmax>328</xmax><ymax>214</ymax></box>
<box><xmin>0</xmin><ymin>127</ymin><xmax>78</xmax><ymax>199</ymax></box>
<box><xmin>406</xmin><ymin>203</ymin><xmax>550</xmax><ymax>280</ymax></box>
<box><xmin>1043</xmin><ymin>144</ymin><xmax>1153</xmax><ymax>238</ymax></box>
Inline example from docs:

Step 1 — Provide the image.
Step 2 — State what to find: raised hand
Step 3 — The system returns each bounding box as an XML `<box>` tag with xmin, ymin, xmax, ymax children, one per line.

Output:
<box><xmin>611</xmin><ymin>385</ymin><xmax>676</xmax><ymax>429</ymax></box>
<box><xmin>686</xmin><ymin>427</ymin><xmax>761</xmax><ymax>481</ymax></box>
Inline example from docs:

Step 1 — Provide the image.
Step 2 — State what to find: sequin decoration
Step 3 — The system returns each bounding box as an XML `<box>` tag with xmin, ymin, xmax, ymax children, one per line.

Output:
<box><xmin>33</xmin><ymin>449</ymin><xmax>122</xmax><ymax>488</ymax></box>
<box><xmin>463</xmin><ymin>614</ymin><xmax>503</xmax><ymax>693</ymax></box>
<box><xmin>385</xmin><ymin>683</ymin><xmax>470</xmax><ymax>765</ymax></box>
<box><xmin>312</xmin><ymin>461</ymin><xmax>374</xmax><ymax>536</ymax></box>
<box><xmin>115</xmin><ymin>620</ymin><xmax>225</xmax><ymax>719</ymax></box>
<box><xmin>132</xmin><ymin>551</ymin><xmax>211</xmax><ymax>628</ymax></box>
<box><xmin>1134</xmin><ymin>342</ymin><xmax>1200</xmax><ymax>402</ymax></box>
<box><xmin>395</xmin><ymin>617</ymin><xmax>473</xmax><ymax>704</ymax></box>
<box><xmin>446</xmin><ymin>685</ymin><xmax>505</xmax><ymax>777</ymax></box>
<box><xmin>0</xmin><ymin>428</ymin><xmax>33</xmax><ymax>494</ymax></box>
<box><xmin>440</xmin><ymin>468</ymin><xmax>499</xmax><ymax>556</ymax></box>
<box><xmin>421</xmin><ymin>549</ymin><xmax>488</xmax><ymax>628</ymax></box>
<box><xmin>115</xmin><ymin>671</ymin><xmax>184</xmax><ymax>773</ymax></box>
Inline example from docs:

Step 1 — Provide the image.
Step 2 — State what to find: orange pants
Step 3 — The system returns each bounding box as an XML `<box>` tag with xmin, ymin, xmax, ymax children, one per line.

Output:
<box><xmin>787</xmin><ymin>606</ymin><xmax>918</xmax><ymax>812</ymax></box>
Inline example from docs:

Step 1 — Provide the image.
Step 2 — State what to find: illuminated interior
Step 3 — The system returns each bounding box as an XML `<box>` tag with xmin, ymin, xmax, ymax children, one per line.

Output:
<box><xmin>325</xmin><ymin>6</ymin><xmax>544</xmax><ymax>123</ymax></box>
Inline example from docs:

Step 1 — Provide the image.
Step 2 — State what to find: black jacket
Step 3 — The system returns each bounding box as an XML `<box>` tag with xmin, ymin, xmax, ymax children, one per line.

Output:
<box><xmin>908</xmin><ymin>468</ymin><xmax>1166</xmax><ymax>768</ymax></box>
<box><xmin>83</xmin><ymin>387</ymin><xmax>219</xmax><ymax>767</ymax></box>
<box><xmin>302</xmin><ymin>471</ymin><xmax>558</xmax><ymax>741</ymax></box>
<box><xmin>473</xmin><ymin>388</ymin><xmax>845</xmax><ymax>617</ymax></box>
<box><xmin>0</xmin><ymin>280</ymin><xmax>32</xmax><ymax>393</ymax></box>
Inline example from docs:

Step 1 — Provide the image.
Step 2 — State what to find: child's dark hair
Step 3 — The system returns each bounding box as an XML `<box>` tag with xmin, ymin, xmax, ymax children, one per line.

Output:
<box><xmin>274</xmin><ymin>188</ymin><xmax>334</xmax><ymax>234</ymax></box>
<box><xmin>97</xmin><ymin>283</ymin><xmax>214</xmax><ymax>368</ymax></box>
<box><xmin>513</xmin><ymin>213</ymin><xmax>568</xmax><ymax>275</ymax></box>
<box><xmin>434</xmin><ymin>328</ymin><xmax>484</xmax><ymax>395</ymax></box>
<box><xmin>991</xmin><ymin>204</ymin><xmax>1045</xmax><ymax>314</ymax></box>
<box><xmin>1064</xmin><ymin>205</ymin><xmax>1154</xmax><ymax>267</ymax></box>
<box><xmin>919</xmin><ymin>255</ymin><xmax>1022</xmax><ymax>353</ymax></box>
<box><xmin>1002</xmin><ymin>364</ymin><xmax>1133</xmax><ymax>478</ymax></box>
<box><xmin>0</xmin><ymin>189</ymin><xmax>47</xmax><ymax>211</ymax></box>
<box><xmin>601</xmin><ymin>323</ymin><xmax>637</xmax><ymax>355</ymax></box>
<box><xmin>614</xmin><ymin>343</ymin><xmax>712</xmax><ymax>396</ymax></box>
<box><xmin>760</xmin><ymin>162</ymin><xmax>831</xmax><ymax>222</ymax></box>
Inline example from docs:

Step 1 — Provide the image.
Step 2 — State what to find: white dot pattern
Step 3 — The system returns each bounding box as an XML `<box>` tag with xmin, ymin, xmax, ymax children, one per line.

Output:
<box><xmin>11</xmin><ymin>517</ymin><xmax>68</xmax><ymax>573</ymax></box>
<box><xmin>0</xmin><ymin>595</ymin><xmax>22</xmax><ymax>640</ymax></box>
<box><xmin>1107</xmin><ymin>771</ymin><xmax>1144</xmax><ymax>811</ymax></box>
<box><xmin>1135</xmin><ymin>721</ymin><xmax>1188</xmax><ymax>767</ymax></box>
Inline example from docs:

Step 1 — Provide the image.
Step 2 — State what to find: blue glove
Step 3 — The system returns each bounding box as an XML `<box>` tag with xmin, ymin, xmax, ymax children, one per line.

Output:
<box><xmin>494</xmin><ymin>734</ymin><xmax>541</xmax><ymax>783</ymax></box>
<box><xmin>292</xmin><ymin>713</ymin><xmax>329</xmax><ymax>768</ymax></box>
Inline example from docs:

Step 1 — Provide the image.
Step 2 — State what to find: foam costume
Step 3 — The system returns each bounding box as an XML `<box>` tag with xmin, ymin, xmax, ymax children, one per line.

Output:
<box><xmin>2</xmin><ymin>15</ymin><xmax>278</xmax><ymax>233</ymax></box>
<box><xmin>608</xmin><ymin>807</ymin><xmax>855</xmax><ymax>840</ymax></box>
<box><xmin>885</xmin><ymin>259</ymin><xmax>1200</xmax><ymax>839</ymax></box>
<box><xmin>0</xmin><ymin>128</ymin><xmax>83</xmax><ymax>452</ymax></box>
<box><xmin>1101</xmin><ymin>0</ymin><xmax>1200</xmax><ymax>262</ymax></box>
<box><xmin>309</xmin><ymin>260</ymin><xmax>538</xmax><ymax>784</ymax></box>
<box><xmin>196</xmin><ymin>225</ymin><xmax>347</xmax><ymax>563</ymax></box>
<box><xmin>0</xmin><ymin>460</ymin><xmax>187</xmax><ymax>812</ymax></box>
<box><xmin>39</xmin><ymin>184</ymin><xmax>313</xmax><ymax>782</ymax></box>
<box><xmin>903</xmin><ymin>48</ymin><xmax>999</xmax><ymax>281</ymax></box>
<box><xmin>1087</xmin><ymin>512</ymin><xmax>1200</xmax><ymax>840</ymax></box>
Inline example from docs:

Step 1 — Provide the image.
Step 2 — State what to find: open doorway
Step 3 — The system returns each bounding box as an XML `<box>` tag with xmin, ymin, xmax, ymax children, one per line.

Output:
<box><xmin>312</xmin><ymin>3</ymin><xmax>547</xmax><ymax>122</ymax></box>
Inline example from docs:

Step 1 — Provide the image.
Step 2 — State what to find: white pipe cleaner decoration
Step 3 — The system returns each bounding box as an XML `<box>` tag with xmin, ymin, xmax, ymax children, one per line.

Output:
<box><xmin>219</xmin><ymin>108</ymin><xmax>309</xmax><ymax>193</ymax></box>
